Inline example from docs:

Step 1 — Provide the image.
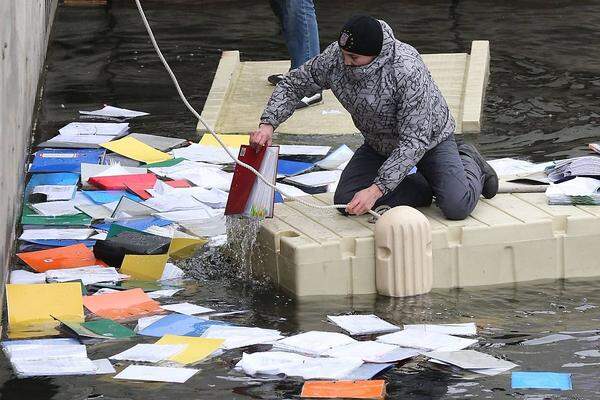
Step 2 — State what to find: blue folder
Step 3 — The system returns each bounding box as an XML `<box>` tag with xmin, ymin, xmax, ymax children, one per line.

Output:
<box><xmin>24</xmin><ymin>172</ymin><xmax>80</xmax><ymax>199</ymax></box>
<box><xmin>277</xmin><ymin>159</ymin><xmax>313</xmax><ymax>177</ymax></box>
<box><xmin>82</xmin><ymin>190</ymin><xmax>142</xmax><ymax>204</ymax></box>
<box><xmin>30</xmin><ymin>148</ymin><xmax>104</xmax><ymax>173</ymax></box>
<box><xmin>511</xmin><ymin>372</ymin><xmax>572</xmax><ymax>390</ymax></box>
<box><xmin>92</xmin><ymin>216</ymin><xmax>172</xmax><ymax>232</ymax></box>
<box><xmin>139</xmin><ymin>313</ymin><xmax>231</xmax><ymax>337</ymax></box>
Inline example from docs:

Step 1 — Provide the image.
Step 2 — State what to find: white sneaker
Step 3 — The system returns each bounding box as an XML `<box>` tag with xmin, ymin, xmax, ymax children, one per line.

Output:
<box><xmin>296</xmin><ymin>92</ymin><xmax>323</xmax><ymax>109</ymax></box>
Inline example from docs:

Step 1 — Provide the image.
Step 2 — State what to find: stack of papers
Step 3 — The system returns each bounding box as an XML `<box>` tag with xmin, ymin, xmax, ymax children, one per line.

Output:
<box><xmin>45</xmin><ymin>266</ymin><xmax>122</xmax><ymax>285</ymax></box>
<box><xmin>235</xmin><ymin>351</ymin><xmax>363</xmax><ymax>380</ymax></box>
<box><xmin>403</xmin><ymin>322</ymin><xmax>477</xmax><ymax>336</ymax></box>
<box><xmin>376</xmin><ymin>330</ymin><xmax>477</xmax><ymax>351</ymax></box>
<box><xmin>425</xmin><ymin>350</ymin><xmax>517</xmax><ymax>376</ymax></box>
<box><xmin>547</xmin><ymin>156</ymin><xmax>600</xmax><ymax>182</ymax></box>
<box><xmin>114</xmin><ymin>365</ymin><xmax>199</xmax><ymax>383</ymax></box>
<box><xmin>201</xmin><ymin>326</ymin><xmax>283</xmax><ymax>349</ymax></box>
<box><xmin>328</xmin><ymin>315</ymin><xmax>401</xmax><ymax>336</ymax></box>
<box><xmin>273</xmin><ymin>331</ymin><xmax>357</xmax><ymax>356</ymax></box>
<box><xmin>2</xmin><ymin>339</ymin><xmax>113</xmax><ymax>377</ymax></box>
<box><xmin>59</xmin><ymin>122</ymin><xmax>130</xmax><ymax>136</ymax></box>
<box><xmin>545</xmin><ymin>177</ymin><xmax>600</xmax><ymax>205</ymax></box>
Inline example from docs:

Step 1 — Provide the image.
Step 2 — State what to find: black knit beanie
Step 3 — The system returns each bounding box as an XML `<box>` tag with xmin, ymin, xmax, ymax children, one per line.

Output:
<box><xmin>338</xmin><ymin>15</ymin><xmax>383</xmax><ymax>57</ymax></box>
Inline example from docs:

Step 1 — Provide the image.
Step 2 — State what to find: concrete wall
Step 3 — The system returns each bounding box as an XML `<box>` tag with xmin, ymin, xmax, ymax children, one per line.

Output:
<box><xmin>0</xmin><ymin>0</ymin><xmax>58</xmax><ymax>313</ymax></box>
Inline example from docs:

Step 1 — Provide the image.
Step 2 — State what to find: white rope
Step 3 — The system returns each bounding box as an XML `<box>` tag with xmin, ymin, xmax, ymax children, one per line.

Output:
<box><xmin>133</xmin><ymin>0</ymin><xmax>380</xmax><ymax>219</ymax></box>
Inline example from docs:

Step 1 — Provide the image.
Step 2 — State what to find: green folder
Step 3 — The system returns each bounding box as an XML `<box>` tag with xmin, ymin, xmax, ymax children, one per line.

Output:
<box><xmin>81</xmin><ymin>319</ymin><xmax>135</xmax><ymax>339</ymax></box>
<box><xmin>144</xmin><ymin>157</ymin><xmax>186</xmax><ymax>168</ymax></box>
<box><xmin>21</xmin><ymin>205</ymin><xmax>92</xmax><ymax>226</ymax></box>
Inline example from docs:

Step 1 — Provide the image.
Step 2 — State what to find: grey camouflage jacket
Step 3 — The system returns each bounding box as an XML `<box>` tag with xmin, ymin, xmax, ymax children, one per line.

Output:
<box><xmin>260</xmin><ymin>21</ymin><xmax>455</xmax><ymax>195</ymax></box>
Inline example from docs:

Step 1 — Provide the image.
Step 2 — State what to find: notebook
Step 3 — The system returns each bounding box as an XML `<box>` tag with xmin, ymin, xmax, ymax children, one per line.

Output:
<box><xmin>225</xmin><ymin>145</ymin><xmax>279</xmax><ymax>218</ymax></box>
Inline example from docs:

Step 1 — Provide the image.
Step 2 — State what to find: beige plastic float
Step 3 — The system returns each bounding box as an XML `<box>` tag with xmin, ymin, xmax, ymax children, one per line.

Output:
<box><xmin>198</xmin><ymin>41</ymin><xmax>490</xmax><ymax>135</ymax></box>
<box><xmin>253</xmin><ymin>192</ymin><xmax>600</xmax><ymax>297</ymax></box>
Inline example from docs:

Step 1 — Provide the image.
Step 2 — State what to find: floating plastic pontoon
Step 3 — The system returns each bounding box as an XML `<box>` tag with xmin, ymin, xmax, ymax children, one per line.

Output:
<box><xmin>198</xmin><ymin>41</ymin><xmax>490</xmax><ymax>135</ymax></box>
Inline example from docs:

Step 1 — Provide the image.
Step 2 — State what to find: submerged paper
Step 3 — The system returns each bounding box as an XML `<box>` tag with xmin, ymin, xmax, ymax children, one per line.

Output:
<box><xmin>273</xmin><ymin>331</ymin><xmax>357</xmax><ymax>356</ymax></box>
<box><xmin>377</xmin><ymin>330</ymin><xmax>477</xmax><ymax>351</ymax></box>
<box><xmin>110</xmin><ymin>343</ymin><xmax>186</xmax><ymax>362</ymax></box>
<box><xmin>201</xmin><ymin>325</ymin><xmax>283</xmax><ymax>349</ymax></box>
<box><xmin>83</xmin><ymin>288</ymin><xmax>162</xmax><ymax>320</ymax></box>
<box><xmin>161</xmin><ymin>302</ymin><xmax>215</xmax><ymax>315</ymax></box>
<box><xmin>328</xmin><ymin>315</ymin><xmax>401</xmax><ymax>336</ymax></box>
<box><xmin>114</xmin><ymin>365</ymin><xmax>199</xmax><ymax>383</ymax></box>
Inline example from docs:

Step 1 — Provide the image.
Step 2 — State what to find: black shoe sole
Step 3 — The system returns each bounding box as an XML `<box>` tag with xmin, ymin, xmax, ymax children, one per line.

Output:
<box><xmin>458</xmin><ymin>143</ymin><xmax>498</xmax><ymax>199</ymax></box>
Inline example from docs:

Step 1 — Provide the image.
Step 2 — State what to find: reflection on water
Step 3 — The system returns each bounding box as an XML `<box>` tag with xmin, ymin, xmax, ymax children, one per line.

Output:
<box><xmin>12</xmin><ymin>0</ymin><xmax>600</xmax><ymax>399</ymax></box>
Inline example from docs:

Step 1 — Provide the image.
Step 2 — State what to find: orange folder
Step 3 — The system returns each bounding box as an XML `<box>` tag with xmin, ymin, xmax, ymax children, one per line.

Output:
<box><xmin>82</xmin><ymin>288</ymin><xmax>162</xmax><ymax>321</ymax></box>
<box><xmin>301</xmin><ymin>380</ymin><xmax>386</xmax><ymax>399</ymax></box>
<box><xmin>17</xmin><ymin>243</ymin><xmax>106</xmax><ymax>272</ymax></box>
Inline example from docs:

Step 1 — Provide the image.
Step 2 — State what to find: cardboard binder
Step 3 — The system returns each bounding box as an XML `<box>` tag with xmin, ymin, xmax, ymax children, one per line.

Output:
<box><xmin>225</xmin><ymin>145</ymin><xmax>279</xmax><ymax>218</ymax></box>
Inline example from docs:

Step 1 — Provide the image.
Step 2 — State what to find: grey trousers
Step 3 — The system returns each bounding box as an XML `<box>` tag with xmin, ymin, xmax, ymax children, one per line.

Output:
<box><xmin>333</xmin><ymin>135</ymin><xmax>484</xmax><ymax>220</ymax></box>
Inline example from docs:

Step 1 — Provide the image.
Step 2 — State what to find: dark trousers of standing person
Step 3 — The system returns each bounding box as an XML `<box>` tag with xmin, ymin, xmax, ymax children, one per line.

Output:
<box><xmin>333</xmin><ymin>135</ymin><xmax>485</xmax><ymax>220</ymax></box>
<box><xmin>269</xmin><ymin>0</ymin><xmax>320</xmax><ymax>69</ymax></box>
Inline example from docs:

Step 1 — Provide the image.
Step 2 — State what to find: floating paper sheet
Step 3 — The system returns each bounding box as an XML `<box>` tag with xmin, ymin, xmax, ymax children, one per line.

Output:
<box><xmin>31</xmin><ymin>185</ymin><xmax>77</xmax><ymax>201</ymax></box>
<box><xmin>6</xmin><ymin>282</ymin><xmax>84</xmax><ymax>333</ymax></box>
<box><xmin>160</xmin><ymin>262</ymin><xmax>185</xmax><ymax>281</ymax></box>
<box><xmin>273</xmin><ymin>331</ymin><xmax>357</xmax><ymax>356</ymax></box>
<box><xmin>139</xmin><ymin>313</ymin><xmax>229</xmax><ymax>337</ymax></box>
<box><xmin>341</xmin><ymin>363</ymin><xmax>394</xmax><ymax>380</ymax></box>
<box><xmin>279</xmin><ymin>145</ymin><xmax>331</xmax><ymax>156</ymax></box>
<box><xmin>323</xmin><ymin>341</ymin><xmax>399</xmax><ymax>361</ymax></box>
<box><xmin>172</xmin><ymin>143</ymin><xmax>237</xmax><ymax>164</ymax></box>
<box><xmin>46</xmin><ymin>266</ymin><xmax>121</xmax><ymax>285</ymax></box>
<box><xmin>16</xmin><ymin>243</ymin><xmax>102</xmax><ymax>272</ymax></box>
<box><xmin>59</xmin><ymin>122</ymin><xmax>129</xmax><ymax>136</ymax></box>
<box><xmin>284</xmin><ymin>170</ymin><xmax>342</xmax><ymax>188</ymax></box>
<box><xmin>120</xmin><ymin>253</ymin><xmax>169</xmax><ymax>281</ymax></box>
<box><xmin>301</xmin><ymin>380</ymin><xmax>386</xmax><ymax>399</ymax></box>
<box><xmin>201</xmin><ymin>326</ymin><xmax>283</xmax><ymax>349</ymax></box>
<box><xmin>135</xmin><ymin>315</ymin><xmax>168</xmax><ymax>332</ymax></box>
<box><xmin>114</xmin><ymin>365</ymin><xmax>199</xmax><ymax>383</ymax></box>
<box><xmin>161</xmin><ymin>302</ymin><xmax>215</xmax><ymax>315</ymax></box>
<box><xmin>521</xmin><ymin>333</ymin><xmax>575</xmax><ymax>346</ymax></box>
<box><xmin>199</xmin><ymin>133</ymin><xmax>249</xmax><ymax>147</ymax></box>
<box><xmin>511</xmin><ymin>371</ymin><xmax>572</xmax><ymax>390</ymax></box>
<box><xmin>83</xmin><ymin>288</ymin><xmax>162</xmax><ymax>320</ymax></box>
<box><xmin>155</xmin><ymin>334</ymin><xmax>224</xmax><ymax>365</ymax></box>
<box><xmin>110</xmin><ymin>343</ymin><xmax>187</xmax><ymax>362</ymax></box>
<box><xmin>315</xmin><ymin>144</ymin><xmax>354</xmax><ymax>170</ymax></box>
<box><xmin>376</xmin><ymin>330</ymin><xmax>477</xmax><ymax>351</ymax></box>
<box><xmin>328</xmin><ymin>315</ymin><xmax>401</xmax><ymax>336</ymax></box>
<box><xmin>80</xmin><ymin>105</ymin><xmax>149</xmax><ymax>119</ymax></box>
<box><xmin>101</xmin><ymin>136</ymin><xmax>172</xmax><ymax>163</ymax></box>
<box><xmin>425</xmin><ymin>350</ymin><xmax>517</xmax><ymax>371</ymax></box>
<box><xmin>127</xmin><ymin>133</ymin><xmax>187</xmax><ymax>152</ymax></box>
<box><xmin>236</xmin><ymin>351</ymin><xmax>363</xmax><ymax>380</ymax></box>
<box><xmin>403</xmin><ymin>322</ymin><xmax>477</xmax><ymax>337</ymax></box>
<box><xmin>147</xmin><ymin>288</ymin><xmax>183</xmax><ymax>299</ymax></box>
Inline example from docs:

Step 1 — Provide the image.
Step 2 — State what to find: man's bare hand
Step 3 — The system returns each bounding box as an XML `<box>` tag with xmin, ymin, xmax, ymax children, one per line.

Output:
<box><xmin>346</xmin><ymin>184</ymin><xmax>384</xmax><ymax>215</ymax></box>
<box><xmin>250</xmin><ymin>123</ymin><xmax>274</xmax><ymax>150</ymax></box>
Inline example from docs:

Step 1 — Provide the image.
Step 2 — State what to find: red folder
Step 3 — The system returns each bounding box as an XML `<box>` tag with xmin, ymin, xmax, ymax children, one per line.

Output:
<box><xmin>225</xmin><ymin>145</ymin><xmax>266</xmax><ymax>215</ymax></box>
<box><xmin>88</xmin><ymin>173</ymin><xmax>157</xmax><ymax>190</ymax></box>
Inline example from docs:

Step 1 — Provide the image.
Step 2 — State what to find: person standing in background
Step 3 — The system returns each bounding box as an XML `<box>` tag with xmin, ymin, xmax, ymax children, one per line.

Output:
<box><xmin>268</xmin><ymin>0</ymin><xmax>323</xmax><ymax>108</ymax></box>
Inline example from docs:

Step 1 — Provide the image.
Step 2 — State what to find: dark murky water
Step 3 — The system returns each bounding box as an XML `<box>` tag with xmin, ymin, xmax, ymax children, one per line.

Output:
<box><xmin>9</xmin><ymin>0</ymin><xmax>600</xmax><ymax>398</ymax></box>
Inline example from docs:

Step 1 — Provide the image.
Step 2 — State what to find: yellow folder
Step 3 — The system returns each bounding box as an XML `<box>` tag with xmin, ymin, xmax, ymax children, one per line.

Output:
<box><xmin>155</xmin><ymin>334</ymin><xmax>224</xmax><ymax>365</ymax></box>
<box><xmin>6</xmin><ymin>282</ymin><xmax>84</xmax><ymax>328</ymax></box>
<box><xmin>119</xmin><ymin>253</ymin><xmax>169</xmax><ymax>281</ymax></box>
<box><xmin>168</xmin><ymin>237</ymin><xmax>207</xmax><ymax>259</ymax></box>
<box><xmin>101</xmin><ymin>136</ymin><xmax>172</xmax><ymax>163</ymax></box>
